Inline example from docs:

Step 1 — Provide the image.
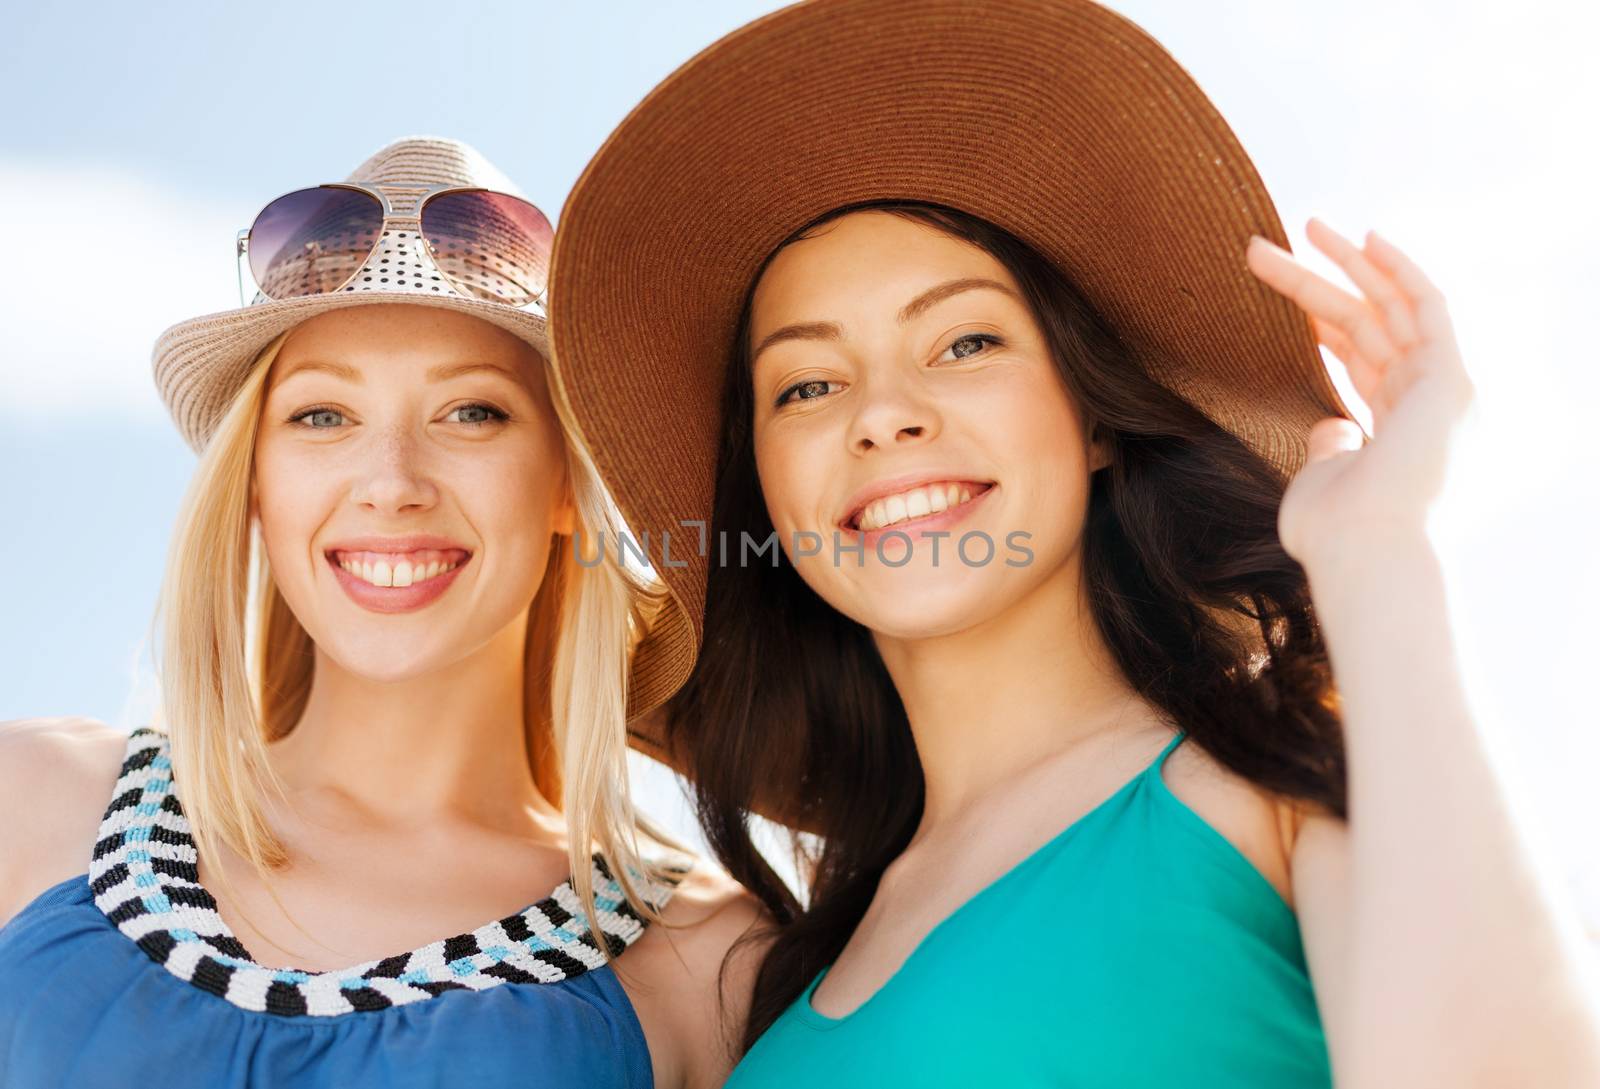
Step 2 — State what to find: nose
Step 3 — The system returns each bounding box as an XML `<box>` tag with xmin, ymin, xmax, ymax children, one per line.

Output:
<box><xmin>846</xmin><ymin>364</ymin><xmax>941</xmax><ymax>455</ymax></box>
<box><xmin>349</xmin><ymin>424</ymin><xmax>439</xmax><ymax>514</ymax></box>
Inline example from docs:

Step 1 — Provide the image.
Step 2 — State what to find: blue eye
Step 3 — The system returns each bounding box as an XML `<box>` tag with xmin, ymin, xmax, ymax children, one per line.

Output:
<box><xmin>445</xmin><ymin>402</ymin><xmax>509</xmax><ymax>427</ymax></box>
<box><xmin>774</xmin><ymin>379</ymin><xmax>840</xmax><ymax>408</ymax></box>
<box><xmin>287</xmin><ymin>402</ymin><xmax>509</xmax><ymax>429</ymax></box>
<box><xmin>288</xmin><ymin>405</ymin><xmax>348</xmax><ymax>429</ymax></box>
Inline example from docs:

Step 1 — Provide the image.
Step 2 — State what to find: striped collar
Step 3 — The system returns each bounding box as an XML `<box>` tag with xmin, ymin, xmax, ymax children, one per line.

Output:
<box><xmin>86</xmin><ymin>727</ymin><xmax>687</xmax><ymax>1017</ymax></box>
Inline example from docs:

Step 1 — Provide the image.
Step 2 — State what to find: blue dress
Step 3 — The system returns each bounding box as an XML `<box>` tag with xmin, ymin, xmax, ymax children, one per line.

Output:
<box><xmin>0</xmin><ymin>728</ymin><xmax>686</xmax><ymax>1088</ymax></box>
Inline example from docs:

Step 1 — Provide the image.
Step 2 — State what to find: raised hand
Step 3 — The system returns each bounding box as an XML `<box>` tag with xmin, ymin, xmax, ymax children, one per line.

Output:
<box><xmin>1245</xmin><ymin>220</ymin><xmax>1476</xmax><ymax>569</ymax></box>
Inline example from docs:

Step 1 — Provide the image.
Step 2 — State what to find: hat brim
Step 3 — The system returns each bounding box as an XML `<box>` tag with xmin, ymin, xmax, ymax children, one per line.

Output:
<box><xmin>547</xmin><ymin>0</ymin><xmax>1363</xmax><ymax>793</ymax></box>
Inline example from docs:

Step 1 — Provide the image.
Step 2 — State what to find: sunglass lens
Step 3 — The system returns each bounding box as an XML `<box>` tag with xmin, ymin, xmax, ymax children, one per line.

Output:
<box><xmin>419</xmin><ymin>191</ymin><xmax>553</xmax><ymax>306</ymax></box>
<box><xmin>248</xmin><ymin>187</ymin><xmax>383</xmax><ymax>299</ymax></box>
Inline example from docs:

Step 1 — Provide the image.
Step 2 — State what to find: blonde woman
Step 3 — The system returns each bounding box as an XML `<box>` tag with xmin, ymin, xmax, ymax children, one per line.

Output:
<box><xmin>0</xmin><ymin>137</ymin><xmax>766</xmax><ymax>1088</ymax></box>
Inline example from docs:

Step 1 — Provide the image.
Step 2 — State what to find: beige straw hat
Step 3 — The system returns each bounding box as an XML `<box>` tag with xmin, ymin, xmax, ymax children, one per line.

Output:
<box><xmin>152</xmin><ymin>136</ymin><xmax>551</xmax><ymax>455</ymax></box>
<box><xmin>548</xmin><ymin>0</ymin><xmax>1362</xmax><ymax>762</ymax></box>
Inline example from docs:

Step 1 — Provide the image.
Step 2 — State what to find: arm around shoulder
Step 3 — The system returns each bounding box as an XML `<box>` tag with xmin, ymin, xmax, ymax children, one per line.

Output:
<box><xmin>0</xmin><ymin>716</ymin><xmax>129</xmax><ymax>927</ymax></box>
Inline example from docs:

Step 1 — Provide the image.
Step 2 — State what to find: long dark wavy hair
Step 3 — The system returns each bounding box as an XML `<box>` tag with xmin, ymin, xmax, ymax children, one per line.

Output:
<box><xmin>662</xmin><ymin>199</ymin><xmax>1349</xmax><ymax>1054</ymax></box>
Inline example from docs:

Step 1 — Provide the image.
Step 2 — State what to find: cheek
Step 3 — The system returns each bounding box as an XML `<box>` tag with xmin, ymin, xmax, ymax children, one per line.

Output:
<box><xmin>984</xmin><ymin>367</ymin><xmax>1089</xmax><ymax>476</ymax></box>
<box><xmin>997</xmin><ymin>381</ymin><xmax>1095</xmax><ymax>559</ymax></box>
<box><xmin>473</xmin><ymin>431</ymin><xmax>566</xmax><ymax>533</ymax></box>
<box><xmin>253</xmin><ymin>445</ymin><xmax>333</xmax><ymax>554</ymax></box>
<box><xmin>752</xmin><ymin>425</ymin><xmax>824</xmax><ymax>535</ymax></box>
<box><xmin>483</xmin><ymin>428</ymin><xmax>573</xmax><ymax>577</ymax></box>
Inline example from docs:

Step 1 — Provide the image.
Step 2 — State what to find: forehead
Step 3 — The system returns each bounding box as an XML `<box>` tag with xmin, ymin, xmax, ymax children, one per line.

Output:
<box><xmin>750</xmin><ymin>211</ymin><xmax>1013</xmax><ymax>326</ymax></box>
<box><xmin>269</xmin><ymin>305</ymin><xmax>541</xmax><ymax>387</ymax></box>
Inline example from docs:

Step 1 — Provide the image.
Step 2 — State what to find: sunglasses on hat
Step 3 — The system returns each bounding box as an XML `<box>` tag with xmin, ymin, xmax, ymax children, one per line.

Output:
<box><xmin>235</xmin><ymin>182</ymin><xmax>553</xmax><ymax>310</ymax></box>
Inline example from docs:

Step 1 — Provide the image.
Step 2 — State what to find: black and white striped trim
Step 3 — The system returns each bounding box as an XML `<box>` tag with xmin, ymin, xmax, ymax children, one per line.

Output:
<box><xmin>86</xmin><ymin>727</ymin><xmax>689</xmax><ymax>1017</ymax></box>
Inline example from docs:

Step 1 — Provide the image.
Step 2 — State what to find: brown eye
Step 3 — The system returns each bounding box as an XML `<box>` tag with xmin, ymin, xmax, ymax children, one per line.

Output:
<box><xmin>943</xmin><ymin>333</ymin><xmax>1002</xmax><ymax>361</ymax></box>
<box><xmin>775</xmin><ymin>379</ymin><xmax>839</xmax><ymax>407</ymax></box>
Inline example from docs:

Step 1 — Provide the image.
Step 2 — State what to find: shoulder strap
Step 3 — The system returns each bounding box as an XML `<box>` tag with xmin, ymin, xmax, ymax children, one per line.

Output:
<box><xmin>90</xmin><ymin>727</ymin><xmax>174</xmax><ymax>856</ymax></box>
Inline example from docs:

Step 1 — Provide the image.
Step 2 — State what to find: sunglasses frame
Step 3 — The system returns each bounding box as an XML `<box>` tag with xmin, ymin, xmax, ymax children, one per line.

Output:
<box><xmin>235</xmin><ymin>181</ymin><xmax>550</xmax><ymax>312</ymax></box>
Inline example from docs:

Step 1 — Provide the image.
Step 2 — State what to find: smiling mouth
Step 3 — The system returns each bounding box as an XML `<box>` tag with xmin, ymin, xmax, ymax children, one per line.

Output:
<box><xmin>844</xmin><ymin>481</ymin><xmax>996</xmax><ymax>532</ymax></box>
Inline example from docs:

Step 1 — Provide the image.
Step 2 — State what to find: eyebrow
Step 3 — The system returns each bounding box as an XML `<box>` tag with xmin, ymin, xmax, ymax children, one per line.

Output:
<box><xmin>897</xmin><ymin>277</ymin><xmax>1020</xmax><ymax>324</ymax></box>
<box><xmin>275</xmin><ymin>359</ymin><xmax>520</xmax><ymax>384</ymax></box>
<box><xmin>751</xmin><ymin>277</ymin><xmax>1021</xmax><ymax>364</ymax></box>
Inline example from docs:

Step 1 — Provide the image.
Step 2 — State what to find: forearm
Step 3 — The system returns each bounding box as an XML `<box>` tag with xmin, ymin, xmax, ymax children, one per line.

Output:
<box><xmin>1306</xmin><ymin>528</ymin><xmax>1600</xmax><ymax>1087</ymax></box>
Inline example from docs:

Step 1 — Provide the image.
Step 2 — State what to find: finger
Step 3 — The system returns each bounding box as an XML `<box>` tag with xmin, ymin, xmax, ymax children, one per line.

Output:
<box><xmin>1305</xmin><ymin>218</ymin><xmax>1419</xmax><ymax>349</ymax></box>
<box><xmin>1248</xmin><ymin>236</ymin><xmax>1403</xmax><ymax>371</ymax></box>
<box><xmin>1305</xmin><ymin>416</ymin><xmax>1366</xmax><ymax>465</ymax></box>
<box><xmin>1312</xmin><ymin>315</ymin><xmax>1384</xmax><ymax>399</ymax></box>
<box><xmin>1363</xmin><ymin>231</ymin><xmax>1453</xmax><ymax>344</ymax></box>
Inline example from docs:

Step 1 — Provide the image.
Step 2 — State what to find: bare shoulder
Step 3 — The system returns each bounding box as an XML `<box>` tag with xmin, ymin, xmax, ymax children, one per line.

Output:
<box><xmin>660</xmin><ymin>853</ymin><xmax>768</xmax><ymax>922</ymax></box>
<box><xmin>0</xmin><ymin>716</ymin><xmax>130</xmax><ymax>926</ymax></box>
<box><xmin>616</xmin><ymin>853</ymin><xmax>778</xmax><ymax>1089</ymax></box>
<box><xmin>629</xmin><ymin>853</ymin><xmax>774</xmax><ymax>987</ymax></box>
<box><xmin>1158</xmin><ymin>733</ymin><xmax>1301</xmax><ymax>909</ymax></box>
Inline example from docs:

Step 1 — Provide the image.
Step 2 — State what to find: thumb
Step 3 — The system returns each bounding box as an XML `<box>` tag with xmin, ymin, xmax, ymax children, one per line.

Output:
<box><xmin>1305</xmin><ymin>416</ymin><xmax>1365</xmax><ymax>465</ymax></box>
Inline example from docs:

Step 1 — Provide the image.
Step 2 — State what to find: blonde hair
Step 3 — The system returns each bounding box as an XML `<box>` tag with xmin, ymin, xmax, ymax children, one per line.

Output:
<box><xmin>146</xmin><ymin>326</ymin><xmax>693</xmax><ymax>967</ymax></box>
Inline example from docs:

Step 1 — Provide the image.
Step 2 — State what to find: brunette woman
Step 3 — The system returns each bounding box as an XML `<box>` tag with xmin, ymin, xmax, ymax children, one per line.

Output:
<box><xmin>545</xmin><ymin>1</ymin><xmax>1600</xmax><ymax>1084</ymax></box>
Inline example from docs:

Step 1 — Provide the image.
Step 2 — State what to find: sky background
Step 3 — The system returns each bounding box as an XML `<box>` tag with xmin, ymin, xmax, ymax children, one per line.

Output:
<box><xmin>2</xmin><ymin>0</ymin><xmax>1597</xmax><ymax>942</ymax></box>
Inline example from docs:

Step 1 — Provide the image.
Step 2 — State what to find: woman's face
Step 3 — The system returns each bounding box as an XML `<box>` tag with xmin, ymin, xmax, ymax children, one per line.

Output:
<box><xmin>252</xmin><ymin>304</ymin><xmax>573</xmax><ymax>680</ymax></box>
<box><xmin>747</xmin><ymin>210</ymin><xmax>1107</xmax><ymax>640</ymax></box>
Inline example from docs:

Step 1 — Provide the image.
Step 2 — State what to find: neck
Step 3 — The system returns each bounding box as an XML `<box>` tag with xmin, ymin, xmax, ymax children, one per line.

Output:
<box><xmin>873</xmin><ymin>553</ymin><xmax>1143</xmax><ymax>832</ymax></box>
<box><xmin>266</xmin><ymin>610</ymin><xmax>558</xmax><ymax>833</ymax></box>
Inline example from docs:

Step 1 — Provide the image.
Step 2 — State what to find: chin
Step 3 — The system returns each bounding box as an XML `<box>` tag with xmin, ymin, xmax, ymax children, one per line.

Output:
<box><xmin>824</xmin><ymin>570</ymin><xmax>1008</xmax><ymax>642</ymax></box>
<box><xmin>319</xmin><ymin>635</ymin><xmax>458</xmax><ymax>683</ymax></box>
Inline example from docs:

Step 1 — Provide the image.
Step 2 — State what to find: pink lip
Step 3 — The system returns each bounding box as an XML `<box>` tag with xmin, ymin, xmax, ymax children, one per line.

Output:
<box><xmin>323</xmin><ymin>534</ymin><xmax>471</xmax><ymax>554</ymax></box>
<box><xmin>845</xmin><ymin>483</ymin><xmax>998</xmax><ymax>550</ymax></box>
<box><xmin>326</xmin><ymin>552</ymin><xmax>470</xmax><ymax>614</ymax></box>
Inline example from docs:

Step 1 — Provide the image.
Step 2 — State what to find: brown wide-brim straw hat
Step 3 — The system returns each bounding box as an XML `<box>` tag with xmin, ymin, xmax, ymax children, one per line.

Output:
<box><xmin>550</xmin><ymin>0</ymin><xmax>1363</xmax><ymax>771</ymax></box>
<box><xmin>151</xmin><ymin>135</ymin><xmax>701</xmax><ymax>758</ymax></box>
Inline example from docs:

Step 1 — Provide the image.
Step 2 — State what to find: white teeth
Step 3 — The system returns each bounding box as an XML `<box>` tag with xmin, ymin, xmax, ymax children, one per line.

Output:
<box><xmin>853</xmin><ymin>482</ymin><xmax>987</xmax><ymax>531</ymax></box>
<box><xmin>340</xmin><ymin>557</ymin><xmax>457</xmax><ymax>587</ymax></box>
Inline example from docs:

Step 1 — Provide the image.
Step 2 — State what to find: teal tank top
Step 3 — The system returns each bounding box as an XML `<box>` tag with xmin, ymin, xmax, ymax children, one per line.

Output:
<box><xmin>725</xmin><ymin>730</ymin><xmax>1332</xmax><ymax>1087</ymax></box>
